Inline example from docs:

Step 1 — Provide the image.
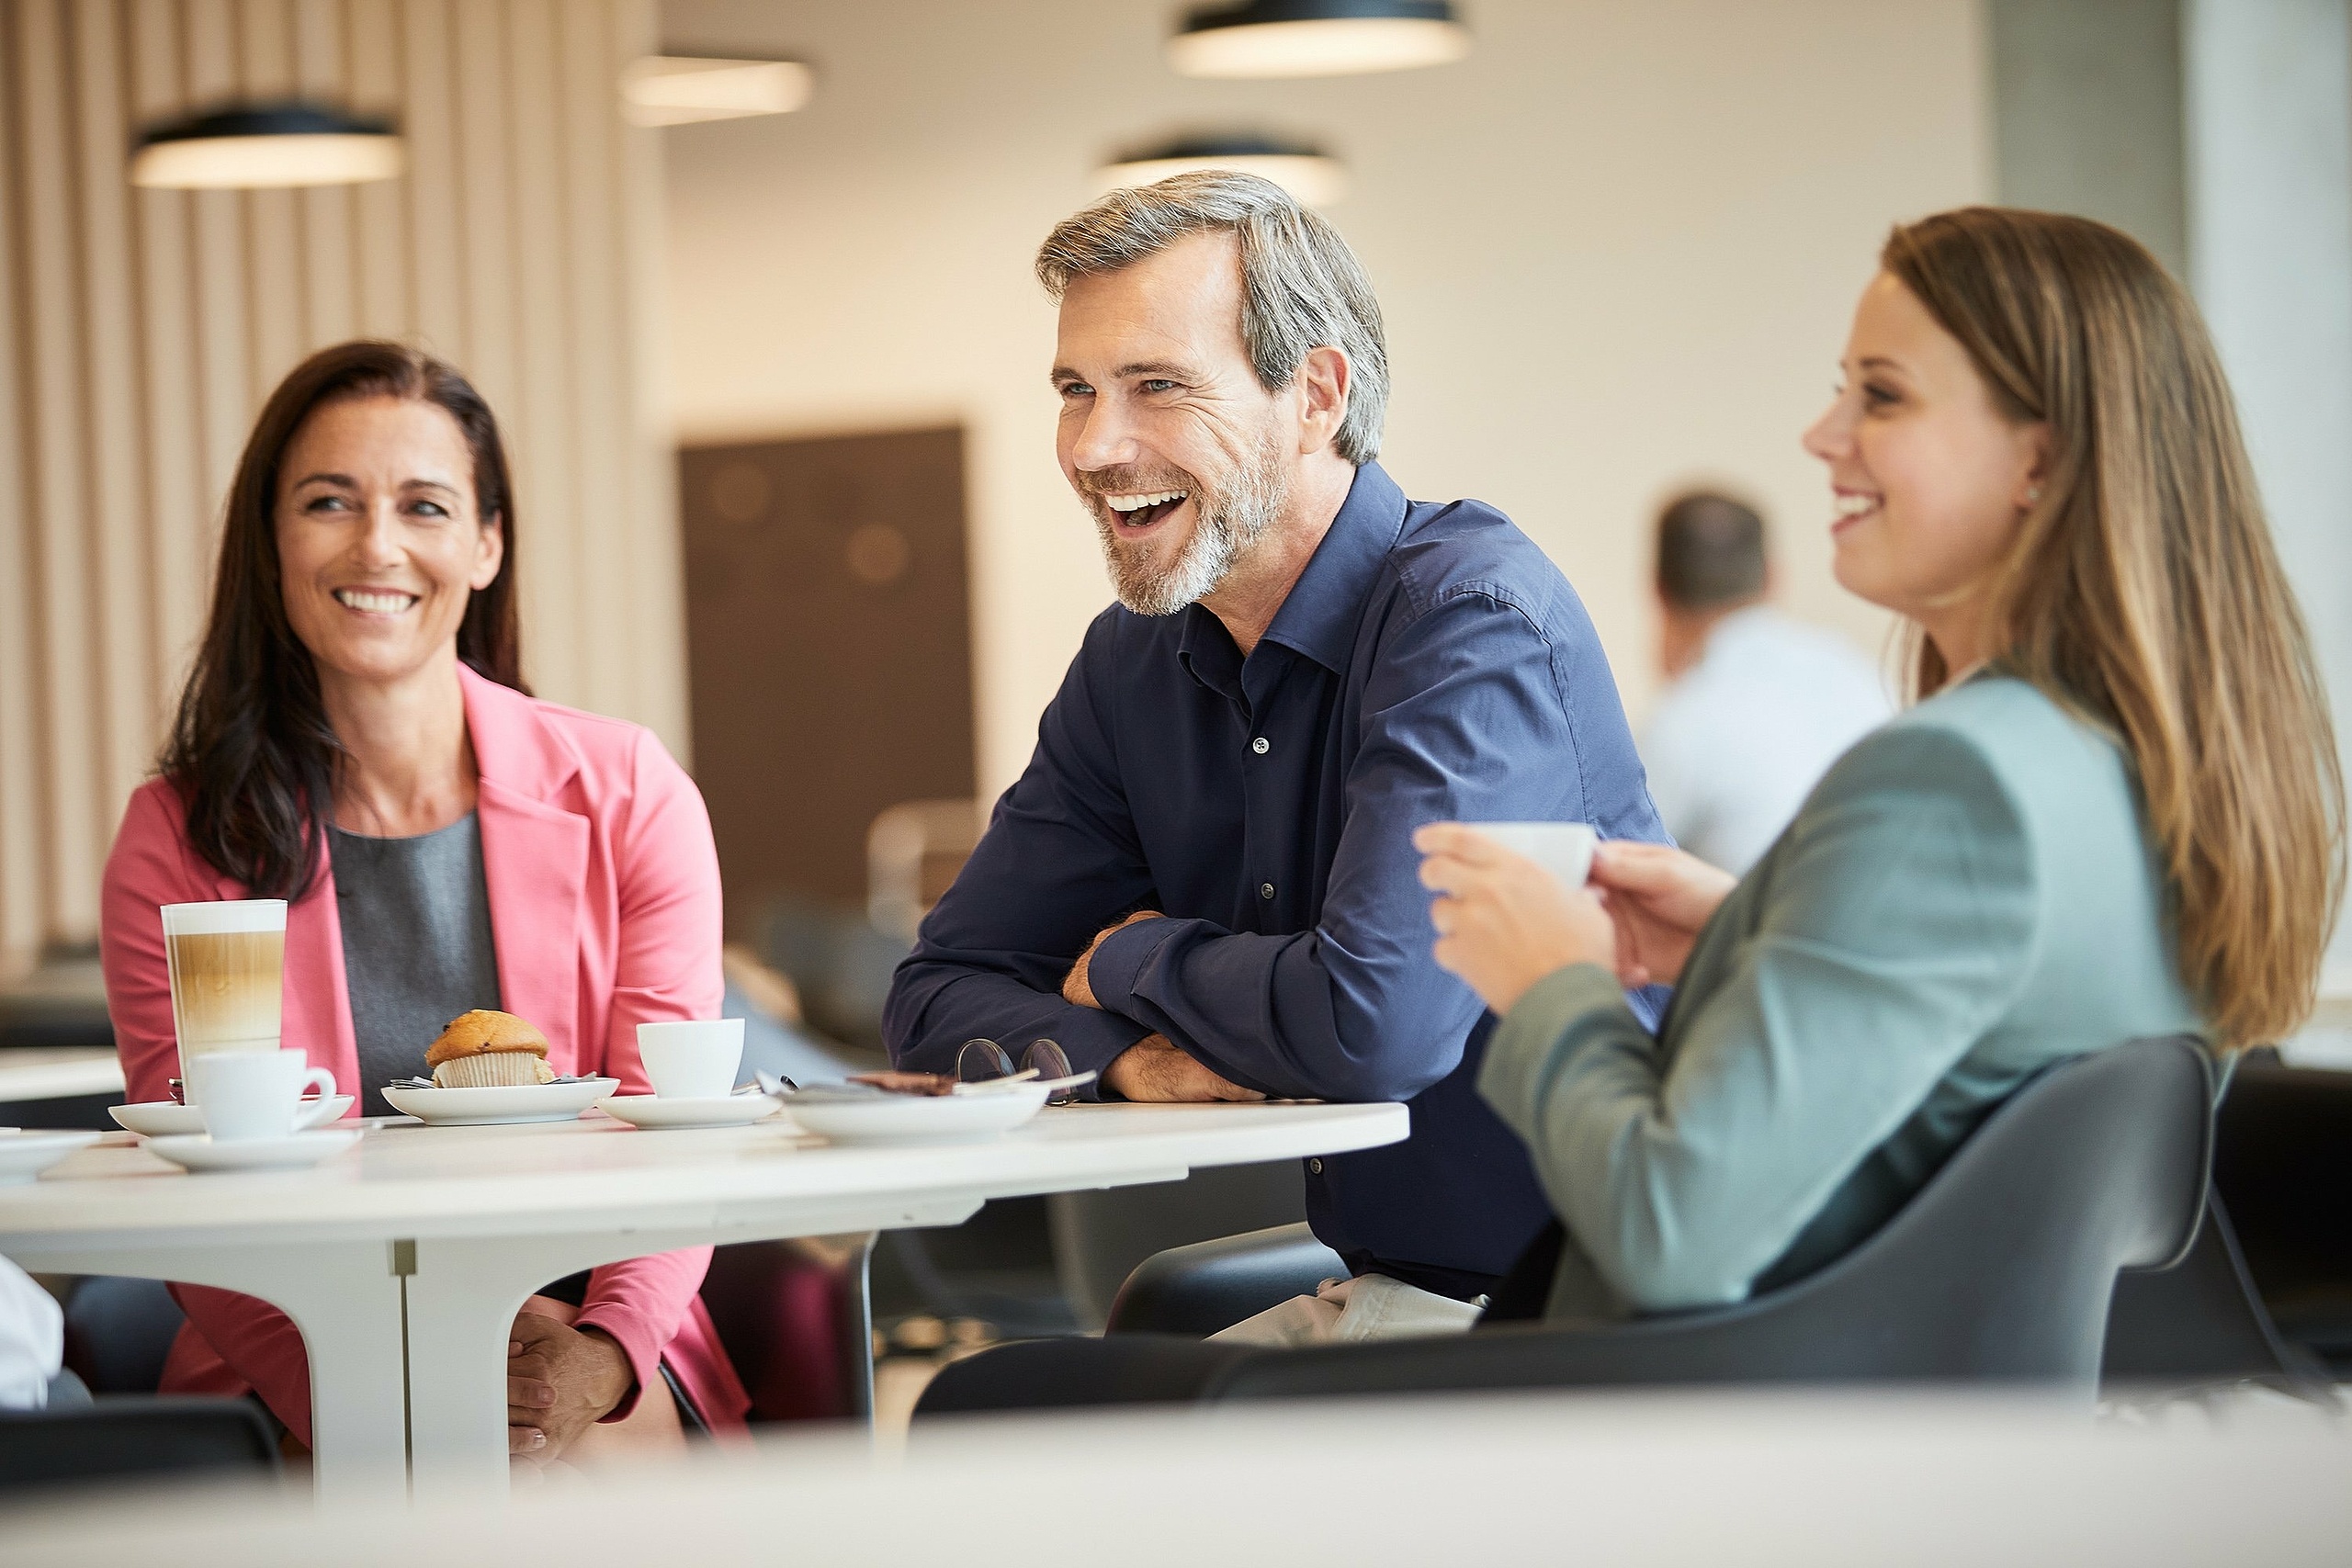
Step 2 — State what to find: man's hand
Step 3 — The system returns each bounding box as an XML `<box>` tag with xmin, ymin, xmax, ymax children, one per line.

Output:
<box><xmin>507</xmin><ymin>1311</ymin><xmax>633</xmax><ymax>1462</ymax></box>
<box><xmin>1103</xmin><ymin>1033</ymin><xmax>1265</xmax><ymax>1102</ymax></box>
<box><xmin>1063</xmin><ymin>910</ymin><xmax>1164</xmax><ymax>1009</ymax></box>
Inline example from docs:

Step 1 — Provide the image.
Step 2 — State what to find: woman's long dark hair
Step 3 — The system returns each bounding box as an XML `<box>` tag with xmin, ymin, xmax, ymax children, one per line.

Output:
<box><xmin>160</xmin><ymin>341</ymin><xmax>526</xmax><ymax>900</ymax></box>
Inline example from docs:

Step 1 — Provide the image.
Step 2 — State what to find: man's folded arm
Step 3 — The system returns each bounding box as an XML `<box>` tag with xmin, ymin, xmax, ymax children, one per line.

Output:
<box><xmin>1086</xmin><ymin>586</ymin><xmax>1667</xmax><ymax>1101</ymax></box>
<box><xmin>882</xmin><ymin>614</ymin><xmax>1159</xmax><ymax>1089</ymax></box>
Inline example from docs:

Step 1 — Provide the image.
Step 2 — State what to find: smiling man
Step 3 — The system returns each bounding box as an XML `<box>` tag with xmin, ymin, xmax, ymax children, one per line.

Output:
<box><xmin>883</xmin><ymin>173</ymin><xmax>1668</xmax><ymax>1305</ymax></box>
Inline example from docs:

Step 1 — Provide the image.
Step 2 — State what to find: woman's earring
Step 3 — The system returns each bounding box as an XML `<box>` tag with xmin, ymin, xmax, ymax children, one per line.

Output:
<box><xmin>2025</xmin><ymin>484</ymin><xmax>2043</xmax><ymax>506</ymax></box>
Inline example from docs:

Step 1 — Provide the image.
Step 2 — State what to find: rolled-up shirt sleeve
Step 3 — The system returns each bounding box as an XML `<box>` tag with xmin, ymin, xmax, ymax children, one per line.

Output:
<box><xmin>884</xmin><ymin>612</ymin><xmax>1159</xmax><ymax>1089</ymax></box>
<box><xmin>1085</xmin><ymin>582</ymin><xmax>1650</xmax><ymax>1102</ymax></box>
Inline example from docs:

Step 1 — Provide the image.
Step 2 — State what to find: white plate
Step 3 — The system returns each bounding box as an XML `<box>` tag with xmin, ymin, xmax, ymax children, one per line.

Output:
<box><xmin>380</xmin><ymin>1078</ymin><xmax>620</xmax><ymax>1126</ymax></box>
<box><xmin>781</xmin><ymin>1083</ymin><xmax>1050</xmax><ymax>1145</ymax></box>
<box><xmin>0</xmin><ymin>1129</ymin><xmax>103</xmax><ymax>1184</ymax></box>
<box><xmin>597</xmin><ymin>1093</ymin><xmax>785</xmax><ymax>1130</ymax></box>
<box><xmin>111</xmin><ymin>1095</ymin><xmax>354</xmax><ymax>1138</ymax></box>
<box><xmin>141</xmin><ymin>1128</ymin><xmax>361</xmax><ymax>1172</ymax></box>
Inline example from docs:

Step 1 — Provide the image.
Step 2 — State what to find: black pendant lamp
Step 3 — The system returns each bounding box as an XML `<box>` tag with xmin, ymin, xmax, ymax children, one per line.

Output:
<box><xmin>130</xmin><ymin>102</ymin><xmax>401</xmax><ymax>189</ymax></box>
<box><xmin>1098</xmin><ymin>133</ymin><xmax>1348</xmax><ymax>206</ymax></box>
<box><xmin>1168</xmin><ymin>0</ymin><xmax>1471</xmax><ymax>79</ymax></box>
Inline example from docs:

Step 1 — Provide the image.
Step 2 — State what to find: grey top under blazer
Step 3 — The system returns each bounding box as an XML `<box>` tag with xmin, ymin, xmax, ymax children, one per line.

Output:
<box><xmin>1478</xmin><ymin>672</ymin><xmax>2205</xmax><ymax>1320</ymax></box>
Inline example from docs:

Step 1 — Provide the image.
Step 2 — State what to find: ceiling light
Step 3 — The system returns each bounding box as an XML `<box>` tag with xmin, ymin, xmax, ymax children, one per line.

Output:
<box><xmin>621</xmin><ymin>57</ymin><xmax>813</xmax><ymax>126</ymax></box>
<box><xmin>1097</xmin><ymin>134</ymin><xmax>1350</xmax><ymax>207</ymax></box>
<box><xmin>1168</xmin><ymin>0</ymin><xmax>1470</xmax><ymax>79</ymax></box>
<box><xmin>130</xmin><ymin>103</ymin><xmax>401</xmax><ymax>189</ymax></box>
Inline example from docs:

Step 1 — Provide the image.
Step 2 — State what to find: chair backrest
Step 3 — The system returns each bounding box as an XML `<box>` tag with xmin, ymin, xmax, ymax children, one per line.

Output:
<box><xmin>1210</xmin><ymin>1035</ymin><xmax>2215</xmax><ymax>1400</ymax></box>
<box><xmin>0</xmin><ymin>1398</ymin><xmax>278</xmax><ymax>1497</ymax></box>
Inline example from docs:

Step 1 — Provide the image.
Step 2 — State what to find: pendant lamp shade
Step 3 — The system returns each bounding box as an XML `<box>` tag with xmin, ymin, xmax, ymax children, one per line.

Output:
<box><xmin>130</xmin><ymin>103</ymin><xmax>401</xmax><ymax>189</ymax></box>
<box><xmin>1168</xmin><ymin>0</ymin><xmax>1470</xmax><ymax>79</ymax></box>
<box><xmin>1097</xmin><ymin>134</ymin><xmax>1348</xmax><ymax>207</ymax></box>
<box><xmin>620</xmin><ymin>56</ymin><xmax>814</xmax><ymax>126</ymax></box>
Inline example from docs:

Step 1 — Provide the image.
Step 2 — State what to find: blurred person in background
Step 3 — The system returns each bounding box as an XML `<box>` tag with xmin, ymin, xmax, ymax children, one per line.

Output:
<box><xmin>100</xmin><ymin>342</ymin><xmax>749</xmax><ymax>1464</ymax></box>
<box><xmin>1642</xmin><ymin>491</ymin><xmax>1888</xmax><ymax>874</ymax></box>
<box><xmin>887</xmin><ymin>171</ymin><xmax>1669</xmax><ymax>1330</ymax></box>
<box><xmin>1421</xmin><ymin>207</ymin><xmax>2341</xmax><ymax>1323</ymax></box>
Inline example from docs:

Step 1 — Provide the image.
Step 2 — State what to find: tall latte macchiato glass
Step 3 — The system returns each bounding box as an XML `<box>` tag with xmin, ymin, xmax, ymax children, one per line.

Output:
<box><xmin>161</xmin><ymin>900</ymin><xmax>288</xmax><ymax>1079</ymax></box>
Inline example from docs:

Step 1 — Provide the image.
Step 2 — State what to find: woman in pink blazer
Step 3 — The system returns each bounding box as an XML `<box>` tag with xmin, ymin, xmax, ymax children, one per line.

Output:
<box><xmin>100</xmin><ymin>341</ymin><xmax>749</xmax><ymax>1462</ymax></box>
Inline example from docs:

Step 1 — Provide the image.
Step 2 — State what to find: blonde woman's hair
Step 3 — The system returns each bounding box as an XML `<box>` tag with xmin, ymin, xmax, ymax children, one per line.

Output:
<box><xmin>1883</xmin><ymin>207</ymin><xmax>2343</xmax><ymax>1048</ymax></box>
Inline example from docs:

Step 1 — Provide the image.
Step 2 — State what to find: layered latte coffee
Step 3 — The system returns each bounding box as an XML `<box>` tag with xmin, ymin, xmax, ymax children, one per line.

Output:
<box><xmin>161</xmin><ymin>900</ymin><xmax>288</xmax><ymax>1061</ymax></box>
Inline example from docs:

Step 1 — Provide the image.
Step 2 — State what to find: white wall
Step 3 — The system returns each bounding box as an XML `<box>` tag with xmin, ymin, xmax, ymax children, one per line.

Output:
<box><xmin>2184</xmin><ymin>0</ymin><xmax>2352</xmax><ymax>982</ymax></box>
<box><xmin>659</xmin><ymin>0</ymin><xmax>1987</xmax><ymax>798</ymax></box>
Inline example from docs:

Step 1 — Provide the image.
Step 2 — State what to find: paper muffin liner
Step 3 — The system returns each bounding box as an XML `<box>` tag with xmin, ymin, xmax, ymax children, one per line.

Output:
<box><xmin>431</xmin><ymin>1051</ymin><xmax>550</xmax><ymax>1089</ymax></box>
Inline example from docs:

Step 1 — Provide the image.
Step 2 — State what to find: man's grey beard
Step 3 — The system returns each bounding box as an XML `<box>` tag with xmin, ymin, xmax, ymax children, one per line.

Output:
<box><xmin>1090</xmin><ymin>435</ymin><xmax>1289</xmax><ymax>617</ymax></box>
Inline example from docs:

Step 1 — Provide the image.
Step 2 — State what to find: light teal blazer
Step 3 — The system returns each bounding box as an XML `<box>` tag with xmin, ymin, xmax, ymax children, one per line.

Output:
<box><xmin>1478</xmin><ymin>673</ymin><xmax>2205</xmax><ymax>1320</ymax></box>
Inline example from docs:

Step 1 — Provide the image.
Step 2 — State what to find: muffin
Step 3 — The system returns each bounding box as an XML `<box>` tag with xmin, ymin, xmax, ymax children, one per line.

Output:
<box><xmin>425</xmin><ymin>1010</ymin><xmax>556</xmax><ymax>1088</ymax></box>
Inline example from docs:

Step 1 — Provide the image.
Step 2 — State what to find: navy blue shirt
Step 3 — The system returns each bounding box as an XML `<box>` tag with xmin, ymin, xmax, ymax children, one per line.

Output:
<box><xmin>884</xmin><ymin>463</ymin><xmax>1668</xmax><ymax>1292</ymax></box>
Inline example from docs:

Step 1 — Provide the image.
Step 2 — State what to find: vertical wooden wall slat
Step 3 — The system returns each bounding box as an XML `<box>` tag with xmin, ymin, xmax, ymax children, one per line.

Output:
<box><xmin>344</xmin><ymin>0</ymin><xmax>405</xmax><ymax>339</ymax></box>
<box><xmin>128</xmin><ymin>0</ymin><xmax>210</xmax><ymax>704</ymax></box>
<box><xmin>398</xmin><ymin>0</ymin><xmax>461</xmax><ymax>365</ymax></box>
<box><xmin>560</xmin><ymin>0</ymin><xmax>625</xmax><ymax>725</ymax></box>
<box><xmin>12</xmin><ymin>0</ymin><xmax>103</xmax><ymax>934</ymax></box>
<box><xmin>505</xmin><ymin>0</ymin><xmax>577</xmax><ymax>705</ymax></box>
<box><xmin>293</xmin><ymin>0</ymin><xmax>355</xmax><ymax>350</ymax></box>
<box><xmin>0</xmin><ymin>6</ymin><xmax>49</xmax><ymax>961</ymax></box>
<box><xmin>236</xmin><ymin>0</ymin><xmax>305</xmax><ymax>397</ymax></box>
<box><xmin>71</xmin><ymin>0</ymin><xmax>160</xmax><ymax>821</ymax></box>
<box><xmin>184</xmin><ymin>0</ymin><xmax>252</xmax><ymax>526</ymax></box>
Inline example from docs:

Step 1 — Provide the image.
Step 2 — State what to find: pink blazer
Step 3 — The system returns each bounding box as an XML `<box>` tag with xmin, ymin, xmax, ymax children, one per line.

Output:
<box><xmin>100</xmin><ymin>664</ymin><xmax>751</xmax><ymax>1443</ymax></box>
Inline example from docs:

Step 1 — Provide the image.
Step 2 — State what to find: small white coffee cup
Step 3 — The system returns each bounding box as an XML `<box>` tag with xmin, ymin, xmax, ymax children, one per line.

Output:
<box><xmin>1459</xmin><ymin>821</ymin><xmax>1600</xmax><ymax>890</ymax></box>
<box><xmin>637</xmin><ymin>1020</ymin><xmax>745</xmax><ymax>1100</ymax></box>
<box><xmin>187</xmin><ymin>1050</ymin><xmax>340</xmax><ymax>1143</ymax></box>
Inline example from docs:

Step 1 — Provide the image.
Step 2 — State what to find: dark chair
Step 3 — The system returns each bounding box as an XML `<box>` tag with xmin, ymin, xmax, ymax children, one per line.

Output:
<box><xmin>1056</xmin><ymin>1160</ymin><xmax>1311</xmax><ymax>1331</ymax></box>
<box><xmin>1104</xmin><ymin>1221</ymin><xmax>1342</xmax><ymax>1336</ymax></box>
<box><xmin>0</xmin><ymin>1398</ymin><xmax>278</xmax><ymax>1496</ymax></box>
<box><xmin>2102</xmin><ymin>1193</ymin><xmax>2335</xmax><ymax>1399</ymax></box>
<box><xmin>922</xmin><ymin>1036</ymin><xmax>2214</xmax><ymax>1416</ymax></box>
<box><xmin>2206</xmin><ymin>1057</ymin><xmax>2352</xmax><ymax>1375</ymax></box>
<box><xmin>62</xmin><ymin>1275</ymin><xmax>187</xmax><ymax>1395</ymax></box>
<box><xmin>699</xmin><ymin>1235</ymin><xmax>877</xmax><ymax>1421</ymax></box>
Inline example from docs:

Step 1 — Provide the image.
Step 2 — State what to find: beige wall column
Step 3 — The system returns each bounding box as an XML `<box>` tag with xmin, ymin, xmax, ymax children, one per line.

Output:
<box><xmin>0</xmin><ymin>0</ymin><xmax>684</xmax><ymax>978</ymax></box>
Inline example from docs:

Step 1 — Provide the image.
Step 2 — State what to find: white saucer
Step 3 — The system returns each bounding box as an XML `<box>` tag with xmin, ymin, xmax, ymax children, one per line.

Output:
<box><xmin>780</xmin><ymin>1082</ymin><xmax>1050</xmax><ymax>1145</ymax></box>
<box><xmin>111</xmin><ymin>1095</ymin><xmax>354</xmax><ymax>1138</ymax></box>
<box><xmin>141</xmin><ymin>1128</ymin><xmax>361</xmax><ymax>1172</ymax></box>
<box><xmin>381</xmin><ymin>1078</ymin><xmax>619</xmax><ymax>1126</ymax></box>
<box><xmin>597</xmin><ymin>1093</ymin><xmax>784</xmax><ymax>1131</ymax></box>
<box><xmin>0</xmin><ymin>1129</ymin><xmax>103</xmax><ymax>1184</ymax></box>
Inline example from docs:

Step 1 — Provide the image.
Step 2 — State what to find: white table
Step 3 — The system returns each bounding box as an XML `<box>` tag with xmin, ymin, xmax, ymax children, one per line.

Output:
<box><xmin>0</xmin><ymin>1100</ymin><xmax>1404</xmax><ymax>1504</ymax></box>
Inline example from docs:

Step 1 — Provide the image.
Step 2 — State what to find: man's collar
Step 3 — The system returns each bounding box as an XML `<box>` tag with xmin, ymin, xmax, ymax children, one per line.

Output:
<box><xmin>1257</xmin><ymin>461</ymin><xmax>1406</xmax><ymax>674</ymax></box>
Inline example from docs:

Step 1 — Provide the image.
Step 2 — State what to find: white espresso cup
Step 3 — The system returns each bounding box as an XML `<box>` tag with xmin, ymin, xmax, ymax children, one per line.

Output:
<box><xmin>637</xmin><ymin>1019</ymin><xmax>745</xmax><ymax>1100</ymax></box>
<box><xmin>1459</xmin><ymin>821</ymin><xmax>1600</xmax><ymax>890</ymax></box>
<box><xmin>187</xmin><ymin>1049</ymin><xmax>340</xmax><ymax>1143</ymax></box>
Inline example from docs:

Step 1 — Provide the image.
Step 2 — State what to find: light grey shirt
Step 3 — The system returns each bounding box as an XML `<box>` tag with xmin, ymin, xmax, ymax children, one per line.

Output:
<box><xmin>1642</xmin><ymin>605</ymin><xmax>1892</xmax><ymax>875</ymax></box>
<box><xmin>331</xmin><ymin>813</ymin><xmax>503</xmax><ymax>1117</ymax></box>
<box><xmin>1482</xmin><ymin>674</ymin><xmax>2204</xmax><ymax>1320</ymax></box>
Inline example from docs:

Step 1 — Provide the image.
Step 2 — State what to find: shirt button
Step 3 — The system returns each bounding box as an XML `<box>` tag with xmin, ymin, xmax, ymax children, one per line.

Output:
<box><xmin>1260</xmin><ymin>882</ymin><xmax>1275</xmax><ymax>900</ymax></box>
<box><xmin>1251</xmin><ymin>736</ymin><xmax>1270</xmax><ymax>755</ymax></box>
<box><xmin>1308</xmin><ymin>1157</ymin><xmax>1324</xmax><ymax>1175</ymax></box>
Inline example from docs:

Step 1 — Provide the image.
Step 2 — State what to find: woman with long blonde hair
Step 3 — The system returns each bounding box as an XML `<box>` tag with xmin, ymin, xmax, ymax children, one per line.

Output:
<box><xmin>1420</xmin><ymin>208</ymin><xmax>2343</xmax><ymax>1317</ymax></box>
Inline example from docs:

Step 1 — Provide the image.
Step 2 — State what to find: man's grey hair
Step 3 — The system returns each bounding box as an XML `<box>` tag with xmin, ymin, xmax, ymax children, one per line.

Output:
<box><xmin>1036</xmin><ymin>171</ymin><xmax>1389</xmax><ymax>466</ymax></box>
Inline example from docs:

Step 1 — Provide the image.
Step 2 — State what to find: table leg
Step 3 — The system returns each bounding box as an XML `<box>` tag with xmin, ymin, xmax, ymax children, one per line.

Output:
<box><xmin>401</xmin><ymin>1200</ymin><xmax>975</xmax><ymax>1500</ymax></box>
<box><xmin>13</xmin><ymin>1238</ymin><xmax>408</xmax><ymax>1505</ymax></box>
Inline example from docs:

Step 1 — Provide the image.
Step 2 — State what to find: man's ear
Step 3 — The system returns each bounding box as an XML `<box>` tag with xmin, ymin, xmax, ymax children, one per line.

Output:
<box><xmin>1295</xmin><ymin>345</ymin><xmax>1351</xmax><ymax>456</ymax></box>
